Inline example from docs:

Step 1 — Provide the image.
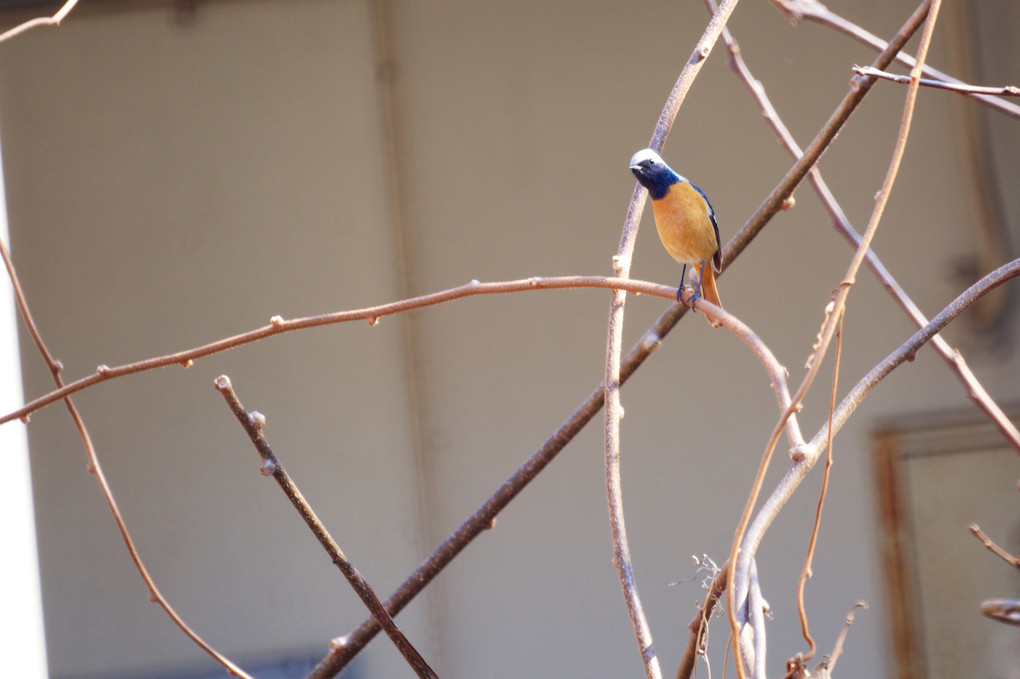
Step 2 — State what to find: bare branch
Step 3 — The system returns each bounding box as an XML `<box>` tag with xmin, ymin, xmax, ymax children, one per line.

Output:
<box><xmin>970</xmin><ymin>524</ymin><xmax>1020</xmax><ymax>627</ymax></box>
<box><xmin>725</xmin><ymin>2</ymin><xmax>938</xmax><ymax>668</ymax></box>
<box><xmin>743</xmin><ymin>258</ymin><xmax>1020</xmax><ymax>594</ymax></box>
<box><xmin>825</xmin><ymin>601</ymin><xmax>869</xmax><ymax>674</ymax></box>
<box><xmin>969</xmin><ymin>523</ymin><xmax>1020</xmax><ymax>569</ymax></box>
<box><xmin>714</xmin><ymin>1</ymin><xmax>1020</xmax><ymax>454</ymax></box>
<box><xmin>310</xmin><ymin>299</ymin><xmax>692</xmax><ymax>679</ymax></box>
<box><xmin>214</xmin><ymin>376</ymin><xmax>437</xmax><ymax>679</ymax></box>
<box><xmin>795</xmin><ymin>308</ymin><xmax>843</xmax><ymax>661</ymax></box>
<box><xmin>769</xmin><ymin>0</ymin><xmax>1020</xmax><ymax>119</ymax></box>
<box><xmin>786</xmin><ymin>600</ymin><xmax>868</xmax><ymax>678</ymax></box>
<box><xmin>605</xmin><ymin>2</ymin><xmax>743</xmax><ymax>676</ymax></box>
<box><xmin>980</xmin><ymin>600</ymin><xmax>1020</xmax><ymax>626</ymax></box>
<box><xmin>1</xmin><ymin>239</ymin><xmax>254</xmax><ymax>679</ymax></box>
<box><xmin>853</xmin><ymin>65</ymin><xmax>1020</xmax><ymax>96</ymax></box>
<box><xmin>0</xmin><ymin>0</ymin><xmax>78</xmax><ymax>44</ymax></box>
<box><xmin>0</xmin><ymin>275</ymin><xmax>677</xmax><ymax>427</ymax></box>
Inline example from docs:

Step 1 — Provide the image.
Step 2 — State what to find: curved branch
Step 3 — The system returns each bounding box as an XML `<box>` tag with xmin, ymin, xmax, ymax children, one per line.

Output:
<box><xmin>1</xmin><ymin>239</ymin><xmax>254</xmax><ymax>678</ymax></box>
<box><xmin>0</xmin><ymin>0</ymin><xmax>77</xmax><ymax>44</ymax></box>
<box><xmin>0</xmin><ymin>276</ymin><xmax>675</xmax><ymax>427</ymax></box>
<box><xmin>603</xmin><ymin>2</ymin><xmax>743</xmax><ymax>676</ymax></box>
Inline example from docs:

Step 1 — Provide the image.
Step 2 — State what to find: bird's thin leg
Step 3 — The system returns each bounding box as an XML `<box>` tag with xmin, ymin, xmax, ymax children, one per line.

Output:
<box><xmin>676</xmin><ymin>263</ymin><xmax>689</xmax><ymax>304</ymax></box>
<box><xmin>681</xmin><ymin>261</ymin><xmax>706</xmax><ymax>310</ymax></box>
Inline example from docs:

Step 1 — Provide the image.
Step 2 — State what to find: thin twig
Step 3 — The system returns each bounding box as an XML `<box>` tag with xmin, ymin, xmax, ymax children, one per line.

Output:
<box><xmin>0</xmin><ymin>0</ymin><xmax>77</xmax><ymax>44</ymax></box>
<box><xmin>705</xmin><ymin>3</ymin><xmax>842</xmax><ymax>657</ymax></box>
<box><xmin>852</xmin><ymin>65</ymin><xmax>1020</xmax><ymax>97</ymax></box>
<box><xmin>676</xmin><ymin>563</ymin><xmax>729</xmax><ymax>679</ymax></box>
<box><xmin>1</xmin><ymin>238</ymin><xmax>254</xmax><ymax>679</ymax></box>
<box><xmin>969</xmin><ymin>524</ymin><xmax>1020</xmax><ymax>568</ymax></box>
<box><xmin>727</xmin><ymin>4</ymin><xmax>940</xmax><ymax>671</ymax></box>
<box><xmin>802</xmin><ymin>0</ymin><xmax>941</xmax><ymax>491</ymax></box>
<box><xmin>824</xmin><ymin>601</ymin><xmax>868</xmax><ymax>674</ymax></box>
<box><xmin>712</xmin><ymin>0</ymin><xmax>1020</xmax><ymax>454</ymax></box>
<box><xmin>795</xmin><ymin>307</ymin><xmax>843</xmax><ymax>661</ymax></box>
<box><xmin>214</xmin><ymin>376</ymin><xmax>438</xmax><ymax>679</ymax></box>
<box><xmin>768</xmin><ymin>0</ymin><xmax>1020</xmax><ymax>119</ymax></box>
<box><xmin>786</xmin><ymin>600</ymin><xmax>868</xmax><ymax>679</ymax></box>
<box><xmin>0</xmin><ymin>275</ymin><xmax>678</xmax><ymax>427</ymax></box>
<box><xmin>605</xmin><ymin>2</ymin><xmax>742</xmax><ymax>676</ymax></box>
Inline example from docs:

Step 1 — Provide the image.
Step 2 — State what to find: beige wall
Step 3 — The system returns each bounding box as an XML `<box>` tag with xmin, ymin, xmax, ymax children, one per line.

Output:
<box><xmin>0</xmin><ymin>1</ymin><xmax>1016</xmax><ymax>678</ymax></box>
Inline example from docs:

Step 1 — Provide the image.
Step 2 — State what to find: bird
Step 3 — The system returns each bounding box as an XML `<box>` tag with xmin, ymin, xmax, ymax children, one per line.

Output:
<box><xmin>629</xmin><ymin>148</ymin><xmax>722</xmax><ymax>310</ymax></box>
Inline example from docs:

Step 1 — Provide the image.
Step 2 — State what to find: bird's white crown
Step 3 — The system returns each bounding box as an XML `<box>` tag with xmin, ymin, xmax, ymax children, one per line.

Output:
<box><xmin>629</xmin><ymin>148</ymin><xmax>663</xmax><ymax>167</ymax></box>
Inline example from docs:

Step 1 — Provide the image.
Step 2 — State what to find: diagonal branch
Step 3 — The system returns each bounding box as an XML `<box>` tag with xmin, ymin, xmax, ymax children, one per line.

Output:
<box><xmin>768</xmin><ymin>0</ymin><xmax>1020</xmax><ymax>119</ymax></box>
<box><xmin>305</xmin><ymin>300</ymin><xmax>688</xmax><ymax>679</ymax></box>
<box><xmin>0</xmin><ymin>0</ymin><xmax>78</xmax><ymax>44</ymax></box>
<box><xmin>305</xmin><ymin>279</ymin><xmax>797</xmax><ymax>679</ymax></box>
<box><xmin>969</xmin><ymin>524</ymin><xmax>1020</xmax><ymax>568</ymax></box>
<box><xmin>214</xmin><ymin>376</ymin><xmax>437</xmax><ymax>679</ymax></box>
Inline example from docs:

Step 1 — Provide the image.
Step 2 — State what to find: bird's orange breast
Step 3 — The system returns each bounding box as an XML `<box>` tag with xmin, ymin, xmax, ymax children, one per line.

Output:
<box><xmin>650</xmin><ymin>181</ymin><xmax>718</xmax><ymax>265</ymax></box>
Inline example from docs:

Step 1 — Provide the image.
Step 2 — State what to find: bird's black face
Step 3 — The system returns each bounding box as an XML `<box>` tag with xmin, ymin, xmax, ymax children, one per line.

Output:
<box><xmin>629</xmin><ymin>152</ymin><xmax>677</xmax><ymax>200</ymax></box>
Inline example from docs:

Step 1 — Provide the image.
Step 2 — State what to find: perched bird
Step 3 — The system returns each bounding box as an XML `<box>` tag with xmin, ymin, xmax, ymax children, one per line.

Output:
<box><xmin>629</xmin><ymin>148</ymin><xmax>722</xmax><ymax>309</ymax></box>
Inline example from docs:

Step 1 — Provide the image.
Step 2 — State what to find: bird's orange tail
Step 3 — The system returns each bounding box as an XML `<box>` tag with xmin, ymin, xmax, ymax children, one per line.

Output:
<box><xmin>699</xmin><ymin>265</ymin><xmax>722</xmax><ymax>310</ymax></box>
